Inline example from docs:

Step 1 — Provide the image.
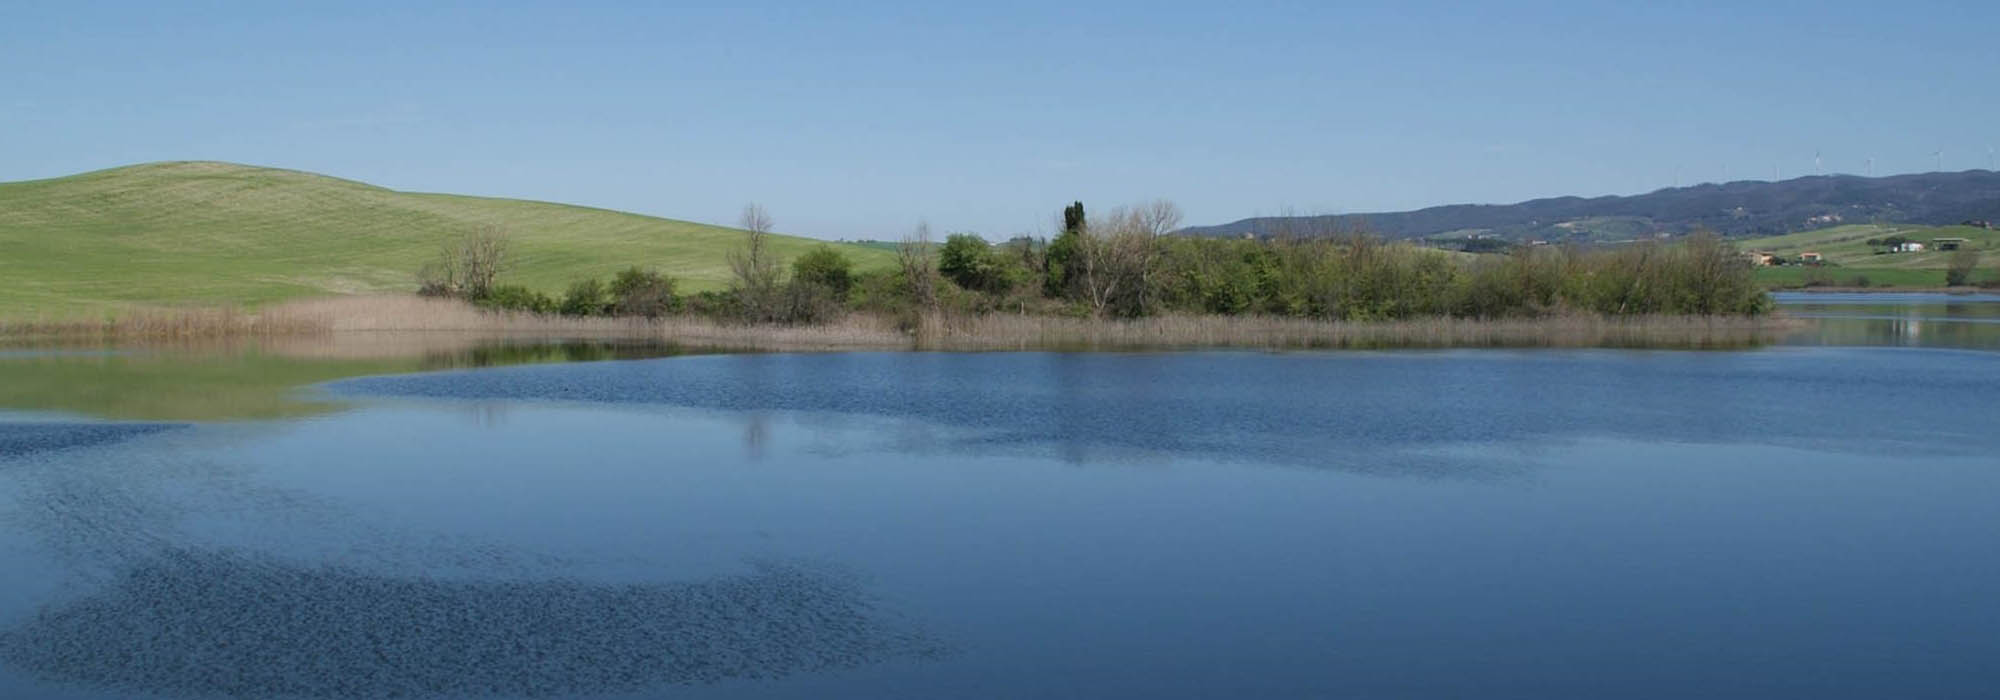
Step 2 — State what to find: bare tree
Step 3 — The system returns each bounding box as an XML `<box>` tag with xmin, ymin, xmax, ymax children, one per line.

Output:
<box><xmin>898</xmin><ymin>221</ymin><xmax>939</xmax><ymax>313</ymax></box>
<box><xmin>419</xmin><ymin>225</ymin><xmax>510</xmax><ymax>299</ymax></box>
<box><xmin>739</xmin><ymin>203</ymin><xmax>773</xmax><ymax>237</ymax></box>
<box><xmin>1076</xmin><ymin>201</ymin><xmax>1174</xmax><ymax>318</ymax></box>
<box><xmin>728</xmin><ymin>203</ymin><xmax>784</xmax><ymax>320</ymax></box>
<box><xmin>457</xmin><ymin>225</ymin><xmax>510</xmax><ymax>299</ymax></box>
<box><xmin>1134</xmin><ymin>199</ymin><xmax>1184</xmax><ymax>238</ymax></box>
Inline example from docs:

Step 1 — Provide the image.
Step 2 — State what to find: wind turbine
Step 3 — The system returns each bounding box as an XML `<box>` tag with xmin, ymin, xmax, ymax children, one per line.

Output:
<box><xmin>1934</xmin><ymin>150</ymin><xmax>1944</xmax><ymax>172</ymax></box>
<box><xmin>1866</xmin><ymin>157</ymin><xmax>1874</xmax><ymax>176</ymax></box>
<box><xmin>1815</xmin><ymin>150</ymin><xmax>1823</xmax><ymax>175</ymax></box>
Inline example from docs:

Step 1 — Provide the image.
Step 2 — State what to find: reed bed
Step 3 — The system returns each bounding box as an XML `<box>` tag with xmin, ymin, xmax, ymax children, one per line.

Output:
<box><xmin>0</xmin><ymin>307</ymin><xmax>328</xmax><ymax>341</ymax></box>
<box><xmin>2</xmin><ymin>294</ymin><xmax>1798</xmax><ymax>353</ymax></box>
<box><xmin>918</xmin><ymin>312</ymin><xmax>1799</xmax><ymax>351</ymax></box>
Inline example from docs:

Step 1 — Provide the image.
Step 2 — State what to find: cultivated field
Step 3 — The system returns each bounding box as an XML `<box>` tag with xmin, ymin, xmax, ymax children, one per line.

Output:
<box><xmin>1739</xmin><ymin>224</ymin><xmax>1998</xmax><ymax>288</ymax></box>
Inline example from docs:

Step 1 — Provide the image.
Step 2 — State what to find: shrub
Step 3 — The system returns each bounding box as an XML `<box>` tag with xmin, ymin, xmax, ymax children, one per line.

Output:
<box><xmin>1945</xmin><ymin>249</ymin><xmax>1981</xmax><ymax>287</ymax></box>
<box><xmin>609</xmin><ymin>267</ymin><xmax>676</xmax><ymax>317</ymax></box>
<box><xmin>477</xmin><ymin>285</ymin><xmax>557</xmax><ymax>314</ymax></box>
<box><xmin>560</xmin><ymin>278</ymin><xmax>610</xmax><ymax>316</ymax></box>
<box><xmin>791</xmin><ymin>246</ymin><xmax>855</xmax><ymax>300</ymax></box>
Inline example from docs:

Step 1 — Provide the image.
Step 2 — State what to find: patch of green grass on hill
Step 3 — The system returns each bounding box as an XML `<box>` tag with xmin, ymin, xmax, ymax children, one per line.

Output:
<box><xmin>0</xmin><ymin>161</ymin><xmax>897</xmax><ymax>317</ymax></box>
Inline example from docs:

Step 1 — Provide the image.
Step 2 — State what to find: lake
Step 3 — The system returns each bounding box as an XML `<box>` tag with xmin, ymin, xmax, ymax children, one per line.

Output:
<box><xmin>2</xmin><ymin>296</ymin><xmax>1997</xmax><ymax>699</ymax></box>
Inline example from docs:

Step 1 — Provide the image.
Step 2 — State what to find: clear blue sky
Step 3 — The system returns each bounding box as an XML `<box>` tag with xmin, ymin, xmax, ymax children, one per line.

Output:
<box><xmin>5</xmin><ymin>1</ymin><xmax>1997</xmax><ymax>238</ymax></box>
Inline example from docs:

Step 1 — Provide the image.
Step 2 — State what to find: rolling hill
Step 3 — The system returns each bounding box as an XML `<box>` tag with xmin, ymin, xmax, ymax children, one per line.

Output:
<box><xmin>1181</xmin><ymin>170</ymin><xmax>2000</xmax><ymax>242</ymax></box>
<box><xmin>0</xmin><ymin>162</ymin><xmax>896</xmax><ymax>317</ymax></box>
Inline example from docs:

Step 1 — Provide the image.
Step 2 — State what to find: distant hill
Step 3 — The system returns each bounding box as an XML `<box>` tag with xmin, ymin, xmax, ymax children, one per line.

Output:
<box><xmin>1181</xmin><ymin>171</ymin><xmax>2000</xmax><ymax>242</ymax></box>
<box><xmin>0</xmin><ymin>162</ymin><xmax>894</xmax><ymax>316</ymax></box>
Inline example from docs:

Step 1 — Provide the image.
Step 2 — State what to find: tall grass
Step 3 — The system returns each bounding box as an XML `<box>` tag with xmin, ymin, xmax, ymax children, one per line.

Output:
<box><xmin>918</xmin><ymin>312</ymin><xmax>1795</xmax><ymax>351</ymax></box>
<box><xmin>1</xmin><ymin>295</ymin><xmax>1797</xmax><ymax>352</ymax></box>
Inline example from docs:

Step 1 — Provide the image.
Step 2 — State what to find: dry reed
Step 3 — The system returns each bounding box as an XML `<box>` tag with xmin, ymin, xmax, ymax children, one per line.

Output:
<box><xmin>915</xmin><ymin>312</ymin><xmax>1799</xmax><ymax>351</ymax></box>
<box><xmin>2</xmin><ymin>295</ymin><xmax>1798</xmax><ymax>352</ymax></box>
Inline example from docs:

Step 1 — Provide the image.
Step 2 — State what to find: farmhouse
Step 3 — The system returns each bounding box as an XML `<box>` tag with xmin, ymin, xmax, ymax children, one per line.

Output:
<box><xmin>1799</xmin><ymin>251</ymin><xmax>1824</xmax><ymax>264</ymax></box>
<box><xmin>1897</xmin><ymin>242</ymin><xmax>1925</xmax><ymax>253</ymax></box>
<box><xmin>1745</xmin><ymin>251</ymin><xmax>1777</xmax><ymax>266</ymax></box>
<box><xmin>1933</xmin><ymin>238</ymin><xmax>1969</xmax><ymax>251</ymax></box>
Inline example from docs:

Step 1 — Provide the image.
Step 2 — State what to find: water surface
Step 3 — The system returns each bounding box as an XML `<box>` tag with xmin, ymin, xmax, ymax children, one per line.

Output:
<box><xmin>1</xmin><ymin>299</ymin><xmax>1996</xmax><ymax>699</ymax></box>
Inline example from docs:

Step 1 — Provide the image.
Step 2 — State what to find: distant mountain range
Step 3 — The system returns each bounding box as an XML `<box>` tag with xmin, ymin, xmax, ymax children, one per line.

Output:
<box><xmin>1180</xmin><ymin>171</ymin><xmax>2000</xmax><ymax>242</ymax></box>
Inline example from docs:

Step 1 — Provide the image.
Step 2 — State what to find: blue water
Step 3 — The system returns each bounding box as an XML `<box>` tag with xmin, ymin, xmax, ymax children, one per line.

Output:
<box><xmin>1</xmin><ymin>298</ymin><xmax>1997</xmax><ymax>699</ymax></box>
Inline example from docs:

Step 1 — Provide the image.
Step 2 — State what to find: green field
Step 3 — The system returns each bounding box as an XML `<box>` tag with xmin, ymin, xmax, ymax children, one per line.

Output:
<box><xmin>0</xmin><ymin>162</ymin><xmax>896</xmax><ymax>317</ymax></box>
<box><xmin>1740</xmin><ymin>224</ymin><xmax>1999</xmax><ymax>288</ymax></box>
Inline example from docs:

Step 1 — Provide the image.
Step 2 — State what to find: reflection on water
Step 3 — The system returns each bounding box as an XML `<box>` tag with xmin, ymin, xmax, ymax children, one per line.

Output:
<box><xmin>0</xmin><ymin>335</ymin><xmax>691</xmax><ymax>421</ymax></box>
<box><xmin>1777</xmin><ymin>292</ymin><xmax>2000</xmax><ymax>350</ymax></box>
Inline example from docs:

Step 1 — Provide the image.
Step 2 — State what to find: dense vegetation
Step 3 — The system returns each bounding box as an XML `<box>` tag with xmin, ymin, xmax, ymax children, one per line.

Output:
<box><xmin>1182</xmin><ymin>170</ymin><xmax>2000</xmax><ymax>242</ymax></box>
<box><xmin>452</xmin><ymin>201</ymin><xmax>1773</xmax><ymax>325</ymax></box>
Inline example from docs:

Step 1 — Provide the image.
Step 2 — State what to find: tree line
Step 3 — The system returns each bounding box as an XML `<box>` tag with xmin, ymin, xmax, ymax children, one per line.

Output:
<box><xmin>417</xmin><ymin>200</ymin><xmax>1774</xmax><ymax>324</ymax></box>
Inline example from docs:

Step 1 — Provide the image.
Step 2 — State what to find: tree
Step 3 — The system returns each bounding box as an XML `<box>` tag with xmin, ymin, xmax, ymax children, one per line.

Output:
<box><xmin>898</xmin><ymin>221</ymin><xmax>939</xmax><ymax>313</ymax></box>
<box><xmin>1075</xmin><ymin>201</ymin><xmax>1177</xmax><ymax>318</ymax></box>
<box><xmin>940</xmin><ymin>233</ymin><xmax>1008</xmax><ymax>293</ymax></box>
<box><xmin>1045</xmin><ymin>201</ymin><xmax>1086</xmax><ymax>297</ymax></box>
<box><xmin>728</xmin><ymin>203</ymin><xmax>785</xmax><ymax>320</ymax></box>
<box><xmin>1946</xmin><ymin>248</ymin><xmax>1982</xmax><ymax>286</ymax></box>
<box><xmin>791</xmin><ymin>245</ymin><xmax>855</xmax><ymax>299</ymax></box>
<box><xmin>418</xmin><ymin>225</ymin><xmax>511</xmax><ymax>299</ymax></box>
<box><xmin>609</xmin><ymin>266</ymin><xmax>676</xmax><ymax>317</ymax></box>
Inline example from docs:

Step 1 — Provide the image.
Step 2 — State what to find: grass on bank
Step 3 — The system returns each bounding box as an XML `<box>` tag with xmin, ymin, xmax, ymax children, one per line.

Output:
<box><xmin>0</xmin><ymin>161</ymin><xmax>895</xmax><ymax>317</ymax></box>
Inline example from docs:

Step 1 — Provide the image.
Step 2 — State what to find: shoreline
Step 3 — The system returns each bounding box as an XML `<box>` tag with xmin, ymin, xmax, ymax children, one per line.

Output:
<box><xmin>1768</xmin><ymin>286</ymin><xmax>1999</xmax><ymax>295</ymax></box>
<box><xmin>1</xmin><ymin>295</ymin><xmax>1804</xmax><ymax>352</ymax></box>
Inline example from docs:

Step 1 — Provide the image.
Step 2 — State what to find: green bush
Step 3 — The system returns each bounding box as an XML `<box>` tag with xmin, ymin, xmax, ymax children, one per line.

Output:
<box><xmin>609</xmin><ymin>267</ymin><xmax>676</xmax><ymax>317</ymax></box>
<box><xmin>560</xmin><ymin>278</ymin><xmax>610</xmax><ymax>316</ymax></box>
<box><xmin>791</xmin><ymin>246</ymin><xmax>855</xmax><ymax>300</ymax></box>
<box><xmin>476</xmin><ymin>285</ymin><xmax>557</xmax><ymax>314</ymax></box>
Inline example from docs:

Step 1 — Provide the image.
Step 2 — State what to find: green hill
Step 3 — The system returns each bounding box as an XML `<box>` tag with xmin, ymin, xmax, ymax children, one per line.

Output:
<box><xmin>1739</xmin><ymin>224</ymin><xmax>1999</xmax><ymax>288</ymax></box>
<box><xmin>0</xmin><ymin>161</ymin><xmax>896</xmax><ymax>317</ymax></box>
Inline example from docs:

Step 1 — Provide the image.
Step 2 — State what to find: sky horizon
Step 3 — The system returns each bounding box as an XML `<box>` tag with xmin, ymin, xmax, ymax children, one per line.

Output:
<box><xmin>6</xmin><ymin>1</ymin><xmax>1998</xmax><ymax>239</ymax></box>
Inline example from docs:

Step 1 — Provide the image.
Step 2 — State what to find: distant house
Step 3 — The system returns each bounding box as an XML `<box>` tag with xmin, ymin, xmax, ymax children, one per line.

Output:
<box><xmin>1897</xmin><ymin>242</ymin><xmax>1925</xmax><ymax>253</ymax></box>
<box><xmin>1800</xmin><ymin>251</ymin><xmax>1824</xmax><ymax>264</ymax></box>
<box><xmin>1933</xmin><ymin>238</ymin><xmax>1969</xmax><ymax>251</ymax></box>
<box><xmin>1960</xmin><ymin>220</ymin><xmax>1993</xmax><ymax>229</ymax></box>
<box><xmin>1745</xmin><ymin>251</ymin><xmax>1777</xmax><ymax>266</ymax></box>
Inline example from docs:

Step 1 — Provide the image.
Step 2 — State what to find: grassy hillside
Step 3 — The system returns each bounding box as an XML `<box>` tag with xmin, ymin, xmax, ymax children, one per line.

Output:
<box><xmin>1740</xmin><ymin>224</ymin><xmax>2000</xmax><ymax>288</ymax></box>
<box><xmin>0</xmin><ymin>161</ymin><xmax>896</xmax><ymax>317</ymax></box>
